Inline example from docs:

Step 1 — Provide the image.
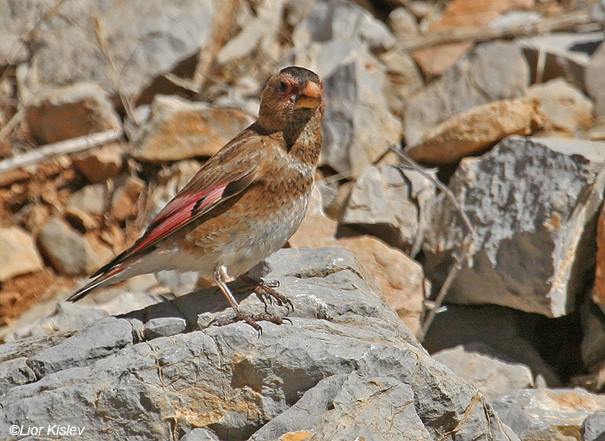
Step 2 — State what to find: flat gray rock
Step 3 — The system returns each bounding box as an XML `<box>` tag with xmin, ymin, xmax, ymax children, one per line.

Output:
<box><xmin>0</xmin><ymin>248</ymin><xmax>515</xmax><ymax>441</ymax></box>
<box><xmin>424</xmin><ymin>136</ymin><xmax>605</xmax><ymax>317</ymax></box>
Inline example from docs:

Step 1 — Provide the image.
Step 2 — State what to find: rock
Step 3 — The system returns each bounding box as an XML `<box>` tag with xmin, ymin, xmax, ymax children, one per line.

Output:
<box><xmin>72</xmin><ymin>143</ymin><xmax>124</xmax><ymax>183</ymax></box>
<box><xmin>217</xmin><ymin>0</ymin><xmax>285</xmax><ymax>65</ymax></box>
<box><xmin>143</xmin><ymin>317</ymin><xmax>187</xmax><ymax>340</ymax></box>
<box><xmin>0</xmin><ymin>248</ymin><xmax>516</xmax><ymax>440</ymax></box>
<box><xmin>423</xmin><ymin>136</ymin><xmax>605</xmax><ymax>317</ymax></box>
<box><xmin>65</xmin><ymin>207</ymin><xmax>99</xmax><ymax>231</ymax></box>
<box><xmin>11</xmin><ymin>0</ymin><xmax>216</xmax><ymax>99</ymax></box>
<box><xmin>4</xmin><ymin>302</ymin><xmax>108</xmax><ymax>342</ymax></box>
<box><xmin>288</xmin><ymin>189</ymin><xmax>428</xmax><ymax>334</ymax></box>
<box><xmin>405</xmin><ymin>98</ymin><xmax>542</xmax><ymax>165</ymax></box>
<box><xmin>378</xmin><ymin>49</ymin><xmax>424</xmax><ymax>116</ymax></box>
<box><xmin>581</xmin><ymin>299</ymin><xmax>605</xmax><ymax>369</ymax></box>
<box><xmin>24</xmin><ymin>82</ymin><xmax>121</xmax><ymax>144</ymax></box>
<box><xmin>583</xmin><ymin>411</ymin><xmax>605</xmax><ymax>441</ymax></box>
<box><xmin>0</xmin><ymin>226</ymin><xmax>43</xmax><ymax>282</ymax></box>
<box><xmin>519</xmin><ymin>32</ymin><xmax>604</xmax><ymax>91</ymax></box>
<box><xmin>294</xmin><ymin>41</ymin><xmax>402</xmax><ymax>177</ymax></box>
<box><xmin>252</xmin><ymin>373</ymin><xmax>432</xmax><ymax>441</ymax></box>
<box><xmin>432</xmin><ymin>344</ymin><xmax>534</xmax><ymax>400</ymax></box>
<box><xmin>527</xmin><ymin>79</ymin><xmax>593</xmax><ymax>134</ymax></box>
<box><xmin>412</xmin><ymin>0</ymin><xmax>534</xmax><ymax>77</ymax></box>
<box><xmin>131</xmin><ymin>95</ymin><xmax>253</xmax><ymax>163</ymax></box>
<box><xmin>424</xmin><ymin>304</ymin><xmax>560</xmax><ymax>386</ymax></box>
<box><xmin>28</xmin><ymin>317</ymin><xmax>132</xmax><ymax>377</ymax></box>
<box><xmin>38</xmin><ymin>217</ymin><xmax>108</xmax><ymax>275</ymax></box>
<box><xmin>67</xmin><ymin>184</ymin><xmax>107</xmax><ymax>216</ymax></box>
<box><xmin>586</xmin><ymin>42</ymin><xmax>605</xmax><ymax>117</ymax></box>
<box><xmin>341</xmin><ymin>164</ymin><xmax>435</xmax><ymax>254</ymax></box>
<box><xmin>320</xmin><ymin>180</ymin><xmax>353</xmax><ymax>220</ymax></box>
<box><xmin>596</xmin><ymin>202</ymin><xmax>605</xmax><ymax>310</ymax></box>
<box><xmin>110</xmin><ymin>175</ymin><xmax>145</xmax><ymax>221</ymax></box>
<box><xmin>337</xmin><ymin>235</ymin><xmax>428</xmax><ymax>336</ymax></box>
<box><xmin>293</xmin><ymin>0</ymin><xmax>396</xmax><ymax>52</ymax></box>
<box><xmin>387</xmin><ymin>7</ymin><xmax>418</xmax><ymax>37</ymax></box>
<box><xmin>492</xmin><ymin>388</ymin><xmax>605</xmax><ymax>440</ymax></box>
<box><xmin>180</xmin><ymin>428</ymin><xmax>221</xmax><ymax>441</ymax></box>
<box><xmin>405</xmin><ymin>42</ymin><xmax>529</xmax><ymax>145</ymax></box>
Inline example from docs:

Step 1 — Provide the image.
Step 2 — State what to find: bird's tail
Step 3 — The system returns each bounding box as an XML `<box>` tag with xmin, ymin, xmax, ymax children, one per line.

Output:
<box><xmin>66</xmin><ymin>266</ymin><xmax>125</xmax><ymax>302</ymax></box>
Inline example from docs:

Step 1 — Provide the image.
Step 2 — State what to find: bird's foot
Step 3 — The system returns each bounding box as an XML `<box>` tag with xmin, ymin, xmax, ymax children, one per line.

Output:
<box><xmin>253</xmin><ymin>280</ymin><xmax>294</xmax><ymax>313</ymax></box>
<box><xmin>212</xmin><ymin>311</ymin><xmax>292</xmax><ymax>336</ymax></box>
<box><xmin>239</xmin><ymin>275</ymin><xmax>294</xmax><ymax>313</ymax></box>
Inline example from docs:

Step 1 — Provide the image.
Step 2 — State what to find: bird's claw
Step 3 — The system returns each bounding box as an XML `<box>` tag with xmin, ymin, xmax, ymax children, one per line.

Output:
<box><xmin>253</xmin><ymin>280</ymin><xmax>294</xmax><ymax>313</ymax></box>
<box><xmin>212</xmin><ymin>311</ymin><xmax>291</xmax><ymax>336</ymax></box>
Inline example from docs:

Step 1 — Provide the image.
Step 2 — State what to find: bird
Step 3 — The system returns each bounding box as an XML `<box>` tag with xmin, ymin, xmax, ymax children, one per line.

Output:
<box><xmin>67</xmin><ymin>66</ymin><xmax>324</xmax><ymax>331</ymax></box>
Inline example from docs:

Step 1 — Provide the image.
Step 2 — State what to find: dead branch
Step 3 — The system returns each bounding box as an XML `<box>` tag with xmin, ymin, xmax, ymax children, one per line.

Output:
<box><xmin>390</xmin><ymin>146</ymin><xmax>476</xmax><ymax>241</ymax></box>
<box><xmin>390</xmin><ymin>146</ymin><xmax>476</xmax><ymax>342</ymax></box>
<box><xmin>0</xmin><ymin>107</ymin><xmax>24</xmax><ymax>143</ymax></box>
<box><xmin>397</xmin><ymin>9</ymin><xmax>598</xmax><ymax>52</ymax></box>
<box><xmin>0</xmin><ymin>128</ymin><xmax>122</xmax><ymax>174</ymax></box>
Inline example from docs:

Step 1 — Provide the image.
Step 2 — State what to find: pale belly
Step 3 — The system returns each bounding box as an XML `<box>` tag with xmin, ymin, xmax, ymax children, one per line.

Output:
<box><xmin>124</xmin><ymin>191</ymin><xmax>310</xmax><ymax>279</ymax></box>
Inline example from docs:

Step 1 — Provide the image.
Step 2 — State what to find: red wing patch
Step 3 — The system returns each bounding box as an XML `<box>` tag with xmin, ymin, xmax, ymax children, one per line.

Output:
<box><xmin>130</xmin><ymin>183</ymin><xmax>228</xmax><ymax>255</ymax></box>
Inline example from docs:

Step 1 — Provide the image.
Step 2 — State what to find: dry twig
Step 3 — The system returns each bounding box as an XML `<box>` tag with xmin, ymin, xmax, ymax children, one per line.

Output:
<box><xmin>0</xmin><ymin>107</ymin><xmax>24</xmax><ymax>143</ymax></box>
<box><xmin>390</xmin><ymin>146</ymin><xmax>476</xmax><ymax>342</ymax></box>
<box><xmin>0</xmin><ymin>128</ymin><xmax>122</xmax><ymax>174</ymax></box>
<box><xmin>397</xmin><ymin>9</ymin><xmax>598</xmax><ymax>52</ymax></box>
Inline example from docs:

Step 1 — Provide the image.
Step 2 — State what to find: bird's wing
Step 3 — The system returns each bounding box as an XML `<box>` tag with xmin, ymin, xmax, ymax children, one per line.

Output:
<box><xmin>90</xmin><ymin>127</ymin><xmax>264</xmax><ymax>278</ymax></box>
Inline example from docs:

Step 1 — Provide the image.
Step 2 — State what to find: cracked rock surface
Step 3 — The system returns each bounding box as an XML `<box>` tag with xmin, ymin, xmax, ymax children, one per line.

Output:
<box><xmin>0</xmin><ymin>248</ymin><xmax>516</xmax><ymax>441</ymax></box>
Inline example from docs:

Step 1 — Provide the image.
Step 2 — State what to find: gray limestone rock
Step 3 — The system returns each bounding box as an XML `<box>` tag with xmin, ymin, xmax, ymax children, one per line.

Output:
<box><xmin>6</xmin><ymin>0</ymin><xmax>216</xmax><ymax>99</ymax></box>
<box><xmin>341</xmin><ymin>164</ymin><xmax>435</xmax><ymax>254</ymax></box>
<box><xmin>423</xmin><ymin>304</ymin><xmax>560</xmax><ymax>387</ymax></box>
<box><xmin>493</xmin><ymin>388</ymin><xmax>605</xmax><ymax>440</ymax></box>
<box><xmin>293</xmin><ymin>39</ymin><xmax>402</xmax><ymax>177</ymax></box>
<box><xmin>423</xmin><ymin>136</ymin><xmax>605</xmax><ymax>317</ymax></box>
<box><xmin>0</xmin><ymin>248</ymin><xmax>515</xmax><ymax>441</ymax></box>
<box><xmin>584</xmin><ymin>411</ymin><xmax>605</xmax><ymax>441</ymax></box>
<box><xmin>405</xmin><ymin>41</ymin><xmax>529</xmax><ymax>145</ymax></box>
<box><xmin>432</xmin><ymin>344</ymin><xmax>534</xmax><ymax>400</ymax></box>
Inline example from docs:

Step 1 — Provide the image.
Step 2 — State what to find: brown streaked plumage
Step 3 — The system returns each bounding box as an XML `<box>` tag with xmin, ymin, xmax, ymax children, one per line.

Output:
<box><xmin>67</xmin><ymin>66</ymin><xmax>324</xmax><ymax>331</ymax></box>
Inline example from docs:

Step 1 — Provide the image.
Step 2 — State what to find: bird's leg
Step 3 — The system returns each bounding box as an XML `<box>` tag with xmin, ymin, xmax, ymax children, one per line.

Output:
<box><xmin>212</xmin><ymin>265</ymin><xmax>289</xmax><ymax>334</ymax></box>
<box><xmin>239</xmin><ymin>274</ymin><xmax>294</xmax><ymax>313</ymax></box>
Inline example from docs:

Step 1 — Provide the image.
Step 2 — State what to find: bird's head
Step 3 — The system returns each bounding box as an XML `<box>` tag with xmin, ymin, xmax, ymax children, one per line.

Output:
<box><xmin>258</xmin><ymin>66</ymin><xmax>323</xmax><ymax>132</ymax></box>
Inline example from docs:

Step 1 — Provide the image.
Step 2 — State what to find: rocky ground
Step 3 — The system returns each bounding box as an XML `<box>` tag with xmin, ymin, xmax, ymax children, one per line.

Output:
<box><xmin>1</xmin><ymin>0</ymin><xmax>605</xmax><ymax>440</ymax></box>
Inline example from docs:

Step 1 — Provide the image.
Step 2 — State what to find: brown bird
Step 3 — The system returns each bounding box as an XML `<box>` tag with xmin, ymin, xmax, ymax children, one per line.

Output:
<box><xmin>67</xmin><ymin>66</ymin><xmax>324</xmax><ymax>330</ymax></box>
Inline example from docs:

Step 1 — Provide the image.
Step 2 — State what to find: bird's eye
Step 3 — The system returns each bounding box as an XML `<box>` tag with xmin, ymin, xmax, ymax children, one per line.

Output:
<box><xmin>278</xmin><ymin>80</ymin><xmax>289</xmax><ymax>94</ymax></box>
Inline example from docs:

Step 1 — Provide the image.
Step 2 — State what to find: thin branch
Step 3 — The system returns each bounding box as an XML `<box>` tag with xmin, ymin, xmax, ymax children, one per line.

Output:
<box><xmin>0</xmin><ymin>106</ymin><xmax>24</xmax><ymax>143</ymax></box>
<box><xmin>389</xmin><ymin>146</ymin><xmax>476</xmax><ymax>241</ymax></box>
<box><xmin>397</xmin><ymin>9</ymin><xmax>597</xmax><ymax>52</ymax></box>
<box><xmin>0</xmin><ymin>128</ymin><xmax>122</xmax><ymax>174</ymax></box>
<box><xmin>418</xmin><ymin>257</ymin><xmax>462</xmax><ymax>342</ymax></box>
<box><xmin>390</xmin><ymin>146</ymin><xmax>476</xmax><ymax>342</ymax></box>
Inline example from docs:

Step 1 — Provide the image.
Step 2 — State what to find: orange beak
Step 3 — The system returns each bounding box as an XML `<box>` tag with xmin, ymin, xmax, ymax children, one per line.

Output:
<box><xmin>295</xmin><ymin>81</ymin><xmax>322</xmax><ymax>109</ymax></box>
